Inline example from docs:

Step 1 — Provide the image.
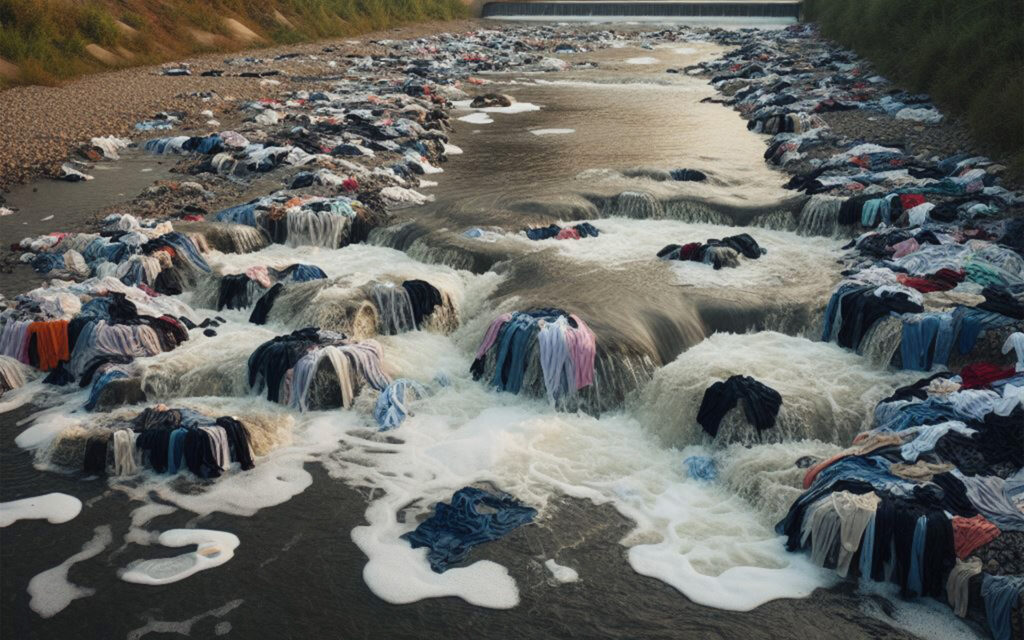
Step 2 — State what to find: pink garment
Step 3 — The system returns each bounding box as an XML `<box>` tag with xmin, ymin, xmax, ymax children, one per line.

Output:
<box><xmin>565</xmin><ymin>314</ymin><xmax>597</xmax><ymax>390</ymax></box>
<box><xmin>556</xmin><ymin>228</ymin><xmax>581</xmax><ymax>240</ymax></box>
<box><xmin>245</xmin><ymin>265</ymin><xmax>272</xmax><ymax>288</ymax></box>
<box><xmin>475</xmin><ymin>313</ymin><xmax>513</xmax><ymax>359</ymax></box>
<box><xmin>891</xmin><ymin>237</ymin><xmax>920</xmax><ymax>259</ymax></box>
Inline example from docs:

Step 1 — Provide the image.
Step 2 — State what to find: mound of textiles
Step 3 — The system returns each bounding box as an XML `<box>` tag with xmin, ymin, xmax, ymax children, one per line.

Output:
<box><xmin>401</xmin><ymin>487</ymin><xmax>537</xmax><ymax>573</ymax></box>
<box><xmin>16</xmin><ymin>213</ymin><xmax>211</xmax><ymax>295</ymax></box>
<box><xmin>691</xmin><ymin>26</ymin><xmax>1022</xmax><ymax>232</ymax></box>
<box><xmin>51</xmin><ymin>406</ymin><xmax>255</xmax><ymax>479</ymax></box>
<box><xmin>524</xmin><ymin>222</ymin><xmax>600</xmax><ymax>241</ymax></box>
<box><xmin>247</xmin><ymin>327</ymin><xmax>391</xmax><ymax>410</ymax></box>
<box><xmin>1</xmin><ymin>278</ymin><xmax>205</xmax><ymax>398</ymax></box>
<box><xmin>470</xmin><ymin>309</ymin><xmax>597</xmax><ymax>405</ymax></box>
<box><xmin>776</xmin><ymin>365</ymin><xmax>1023</xmax><ymax>639</ymax></box>
<box><xmin>822</xmin><ymin>223</ymin><xmax>1024</xmax><ymax>369</ymax></box>
<box><xmin>214</xmin><ymin>194</ymin><xmax>388</xmax><ymax>248</ymax></box>
<box><xmin>214</xmin><ymin>264</ymin><xmax>328</xmax><ymax>312</ymax></box>
<box><xmin>696</xmin><ymin>375</ymin><xmax>783</xmax><ymax>438</ymax></box>
<box><xmin>657</xmin><ymin>233</ymin><xmax>767</xmax><ymax>270</ymax></box>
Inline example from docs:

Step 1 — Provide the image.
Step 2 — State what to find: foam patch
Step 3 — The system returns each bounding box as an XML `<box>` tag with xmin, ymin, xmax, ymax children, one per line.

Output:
<box><xmin>0</xmin><ymin>493</ymin><xmax>82</xmax><ymax>527</ymax></box>
<box><xmin>120</xmin><ymin>529</ymin><xmax>240</xmax><ymax>585</ymax></box>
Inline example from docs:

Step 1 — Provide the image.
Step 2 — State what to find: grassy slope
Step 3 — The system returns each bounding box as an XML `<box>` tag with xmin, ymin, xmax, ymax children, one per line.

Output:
<box><xmin>0</xmin><ymin>0</ymin><xmax>468</xmax><ymax>86</ymax></box>
<box><xmin>803</xmin><ymin>0</ymin><xmax>1024</xmax><ymax>176</ymax></box>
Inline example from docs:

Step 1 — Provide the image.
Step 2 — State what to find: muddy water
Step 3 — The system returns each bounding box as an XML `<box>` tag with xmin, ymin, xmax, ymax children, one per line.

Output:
<box><xmin>1</xmin><ymin>33</ymin><xmax>983</xmax><ymax>640</ymax></box>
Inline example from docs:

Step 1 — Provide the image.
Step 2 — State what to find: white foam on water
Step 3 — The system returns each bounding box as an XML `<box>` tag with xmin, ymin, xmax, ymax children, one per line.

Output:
<box><xmin>310</xmin><ymin>331</ymin><xmax>837</xmax><ymax>611</ymax></box>
<box><xmin>458</xmin><ymin>113</ymin><xmax>494</xmax><ymax>124</ymax></box>
<box><xmin>506</xmin><ymin>217</ymin><xmax>842</xmax><ymax>293</ymax></box>
<box><xmin>444</xmin><ymin>143</ymin><xmax>464</xmax><ymax>155</ymax></box>
<box><xmin>530</xmin><ymin>128</ymin><xmax>576</xmax><ymax>136</ymax></box>
<box><xmin>28</xmin><ymin>525</ymin><xmax>112</xmax><ymax>618</ymax></box>
<box><xmin>625</xmin><ymin>56</ymin><xmax>659</xmax><ymax>65</ymax></box>
<box><xmin>637</xmin><ymin>332</ymin><xmax>918</xmax><ymax>448</ymax></box>
<box><xmin>544</xmin><ymin>559</ymin><xmax>579</xmax><ymax>583</ymax></box>
<box><xmin>0</xmin><ymin>493</ymin><xmax>82</xmax><ymax>527</ymax></box>
<box><xmin>856</xmin><ymin>581</ymin><xmax>982</xmax><ymax>640</ymax></box>
<box><xmin>126</xmin><ymin>599</ymin><xmax>243</xmax><ymax>640</ymax></box>
<box><xmin>120</xmin><ymin>529</ymin><xmax>240</xmax><ymax>585</ymax></box>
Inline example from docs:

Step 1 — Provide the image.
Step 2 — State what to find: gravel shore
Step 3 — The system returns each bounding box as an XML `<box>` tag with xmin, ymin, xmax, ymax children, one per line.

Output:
<box><xmin>0</xmin><ymin>19</ymin><xmax>479</xmax><ymax>191</ymax></box>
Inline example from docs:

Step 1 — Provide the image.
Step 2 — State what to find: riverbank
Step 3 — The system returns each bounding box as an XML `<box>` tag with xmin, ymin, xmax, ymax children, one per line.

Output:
<box><xmin>0</xmin><ymin>18</ymin><xmax>479</xmax><ymax>190</ymax></box>
<box><xmin>802</xmin><ymin>0</ymin><xmax>1024</xmax><ymax>181</ymax></box>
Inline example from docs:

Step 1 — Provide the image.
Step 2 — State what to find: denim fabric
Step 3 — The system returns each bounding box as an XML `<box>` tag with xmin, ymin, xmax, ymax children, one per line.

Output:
<box><xmin>859</xmin><ymin>515</ymin><xmax>876</xmax><ymax>578</ymax></box>
<box><xmin>167</xmin><ymin>428</ymin><xmax>187</xmax><ymax>474</ymax></box>
<box><xmin>982</xmin><ymin>574</ymin><xmax>1024</xmax><ymax>640</ymax></box>
<box><xmin>900</xmin><ymin>314</ymin><xmax>940</xmax><ymax>371</ymax></box>
<box><xmin>906</xmin><ymin>515</ymin><xmax>928</xmax><ymax>597</ymax></box>
<box><xmin>932</xmin><ymin>312</ymin><xmax>955</xmax><ymax>366</ymax></box>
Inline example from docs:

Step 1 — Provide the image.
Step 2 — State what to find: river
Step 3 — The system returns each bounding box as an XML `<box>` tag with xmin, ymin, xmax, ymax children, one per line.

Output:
<box><xmin>0</xmin><ymin>23</ymin><xmax>986</xmax><ymax>640</ymax></box>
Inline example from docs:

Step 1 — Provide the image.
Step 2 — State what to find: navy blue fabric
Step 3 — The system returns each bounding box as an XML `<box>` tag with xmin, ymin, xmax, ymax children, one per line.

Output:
<box><xmin>402</xmin><ymin>487</ymin><xmax>537</xmax><ymax>573</ymax></box>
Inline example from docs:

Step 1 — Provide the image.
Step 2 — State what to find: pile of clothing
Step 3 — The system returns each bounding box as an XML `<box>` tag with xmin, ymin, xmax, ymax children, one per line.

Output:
<box><xmin>214</xmin><ymin>194</ymin><xmax>387</xmax><ymax>249</ymax></box>
<box><xmin>691</xmin><ymin>25</ymin><xmax>1019</xmax><ymax>229</ymax></box>
<box><xmin>657</xmin><ymin>233</ymin><xmax>767</xmax><ymax>269</ymax></box>
<box><xmin>247</xmin><ymin>327</ymin><xmax>390</xmax><ymax>410</ymax></box>
<box><xmin>777</xmin><ymin>366</ymin><xmax>1023</xmax><ymax>639</ymax></box>
<box><xmin>16</xmin><ymin>214</ymin><xmax>211</xmax><ymax>295</ymax></box>
<box><xmin>524</xmin><ymin>222</ymin><xmax>600</xmax><ymax>241</ymax></box>
<box><xmin>822</xmin><ymin>226</ymin><xmax>1024</xmax><ymax>369</ymax></box>
<box><xmin>470</xmin><ymin>309</ymin><xmax>597</xmax><ymax>405</ymax></box>
<box><xmin>215</xmin><ymin>263</ymin><xmax>328</xmax><ymax>312</ymax></box>
<box><xmin>70</xmin><ymin>406</ymin><xmax>255</xmax><ymax>479</ymax></box>
<box><xmin>0</xmin><ymin>277</ymin><xmax>209</xmax><ymax>408</ymax></box>
<box><xmin>0</xmin><ymin>355</ymin><xmax>31</xmax><ymax>396</ymax></box>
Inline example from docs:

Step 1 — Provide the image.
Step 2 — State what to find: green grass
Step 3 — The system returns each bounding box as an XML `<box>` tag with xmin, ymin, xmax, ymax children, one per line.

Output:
<box><xmin>0</xmin><ymin>0</ymin><xmax>468</xmax><ymax>86</ymax></box>
<box><xmin>803</xmin><ymin>0</ymin><xmax>1024</xmax><ymax>179</ymax></box>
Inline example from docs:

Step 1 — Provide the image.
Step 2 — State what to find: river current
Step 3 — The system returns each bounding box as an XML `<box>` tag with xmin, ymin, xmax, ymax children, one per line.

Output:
<box><xmin>0</xmin><ymin>27</ymin><xmax>983</xmax><ymax>640</ymax></box>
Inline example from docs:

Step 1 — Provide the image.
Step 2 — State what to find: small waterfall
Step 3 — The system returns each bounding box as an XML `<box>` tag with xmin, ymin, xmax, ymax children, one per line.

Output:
<box><xmin>662</xmin><ymin>198</ymin><xmax>729</xmax><ymax>224</ymax></box>
<box><xmin>177</xmin><ymin>221</ymin><xmax>270</xmax><ymax>254</ymax></box>
<box><xmin>794</xmin><ymin>194</ymin><xmax>844</xmax><ymax>237</ymax></box>
<box><xmin>269</xmin><ymin>281</ymin><xmax>380</xmax><ymax>339</ymax></box>
<box><xmin>751</xmin><ymin>209</ymin><xmax>797</xmax><ymax>232</ymax></box>
<box><xmin>859</xmin><ymin>316</ymin><xmax>903</xmax><ymax>368</ymax></box>
<box><xmin>285</xmin><ymin>209</ymin><xmax>352</xmax><ymax>248</ymax></box>
<box><xmin>603</xmin><ymin>190</ymin><xmax>664</xmax><ymax>219</ymax></box>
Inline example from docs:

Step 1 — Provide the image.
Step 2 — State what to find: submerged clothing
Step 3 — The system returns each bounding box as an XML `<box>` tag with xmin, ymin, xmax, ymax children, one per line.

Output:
<box><xmin>696</xmin><ymin>375</ymin><xmax>782</xmax><ymax>438</ymax></box>
<box><xmin>401</xmin><ymin>487</ymin><xmax>536</xmax><ymax>573</ymax></box>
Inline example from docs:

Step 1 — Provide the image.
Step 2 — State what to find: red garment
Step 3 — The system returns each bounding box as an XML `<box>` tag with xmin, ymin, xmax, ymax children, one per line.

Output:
<box><xmin>181</xmin><ymin>214</ymin><xmax>204</xmax><ymax>222</ymax></box>
<box><xmin>896</xmin><ymin>274</ymin><xmax>950</xmax><ymax>293</ymax></box>
<box><xmin>953</xmin><ymin>515</ymin><xmax>1000</xmax><ymax>559</ymax></box>
<box><xmin>27</xmin><ymin>320</ymin><xmax>69</xmax><ymax>371</ymax></box>
<box><xmin>342</xmin><ymin>178</ymin><xmax>359</xmax><ymax>192</ymax></box>
<box><xmin>803</xmin><ymin>452</ymin><xmax>851</xmax><ymax>489</ymax></box>
<box><xmin>137</xmin><ymin>284</ymin><xmax>159</xmax><ymax>297</ymax></box>
<box><xmin>931</xmin><ymin>268</ymin><xmax>966</xmax><ymax>287</ymax></box>
<box><xmin>679</xmin><ymin>243</ymin><xmax>702</xmax><ymax>260</ymax></box>
<box><xmin>900</xmin><ymin>194</ymin><xmax>926</xmax><ymax>210</ymax></box>
<box><xmin>960</xmin><ymin>362</ymin><xmax>1016</xmax><ymax>389</ymax></box>
<box><xmin>555</xmin><ymin>228</ymin><xmax>581</xmax><ymax>240</ymax></box>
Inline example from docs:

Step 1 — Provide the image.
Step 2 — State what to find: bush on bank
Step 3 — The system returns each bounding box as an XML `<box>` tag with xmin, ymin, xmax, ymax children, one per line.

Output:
<box><xmin>0</xmin><ymin>0</ymin><xmax>469</xmax><ymax>87</ymax></box>
<box><xmin>803</xmin><ymin>0</ymin><xmax>1024</xmax><ymax>179</ymax></box>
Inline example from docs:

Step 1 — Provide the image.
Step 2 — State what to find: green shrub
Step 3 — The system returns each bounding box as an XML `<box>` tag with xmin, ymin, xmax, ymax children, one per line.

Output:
<box><xmin>804</xmin><ymin>0</ymin><xmax>1024</xmax><ymax>174</ymax></box>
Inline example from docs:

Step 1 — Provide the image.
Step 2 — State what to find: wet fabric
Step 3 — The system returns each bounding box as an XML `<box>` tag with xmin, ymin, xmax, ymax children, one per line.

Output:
<box><xmin>696</xmin><ymin>375</ymin><xmax>782</xmax><ymax>438</ymax></box>
<box><xmin>957</xmin><ymin>473</ymin><xmax>1024</xmax><ymax>532</ymax></box>
<box><xmin>247</xmin><ymin>328</ymin><xmax>322</xmax><ymax>402</ymax></box>
<box><xmin>953</xmin><ymin>514</ymin><xmax>1002</xmax><ymax>559</ymax></box>
<box><xmin>684</xmin><ymin>456</ymin><xmax>717</xmax><ymax>481</ymax></box>
<box><xmin>947</xmin><ymin>556</ymin><xmax>982</xmax><ymax>617</ymax></box>
<box><xmin>374</xmin><ymin>379</ymin><xmax>429</xmax><ymax>430</ymax></box>
<box><xmin>982</xmin><ymin>574</ymin><xmax>1024</xmax><ymax>640</ymax></box>
<box><xmin>525</xmin><ymin>222</ymin><xmax>600</xmax><ymax>240</ymax></box>
<box><xmin>402</xmin><ymin>280</ymin><xmax>442</xmax><ymax>328</ymax></box>
<box><xmin>249</xmin><ymin>283</ymin><xmax>285</xmax><ymax>325</ymax></box>
<box><xmin>401</xmin><ymin>487</ymin><xmax>536</xmax><ymax>573</ymax></box>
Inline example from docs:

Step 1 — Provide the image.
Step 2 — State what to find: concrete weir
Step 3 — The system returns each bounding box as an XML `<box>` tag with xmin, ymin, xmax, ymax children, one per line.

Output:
<box><xmin>481</xmin><ymin>1</ymin><xmax>802</xmax><ymax>19</ymax></box>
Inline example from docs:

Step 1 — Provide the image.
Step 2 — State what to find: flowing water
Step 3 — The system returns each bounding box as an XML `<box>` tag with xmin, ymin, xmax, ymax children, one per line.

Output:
<box><xmin>0</xmin><ymin>28</ymin><xmax>983</xmax><ymax>640</ymax></box>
